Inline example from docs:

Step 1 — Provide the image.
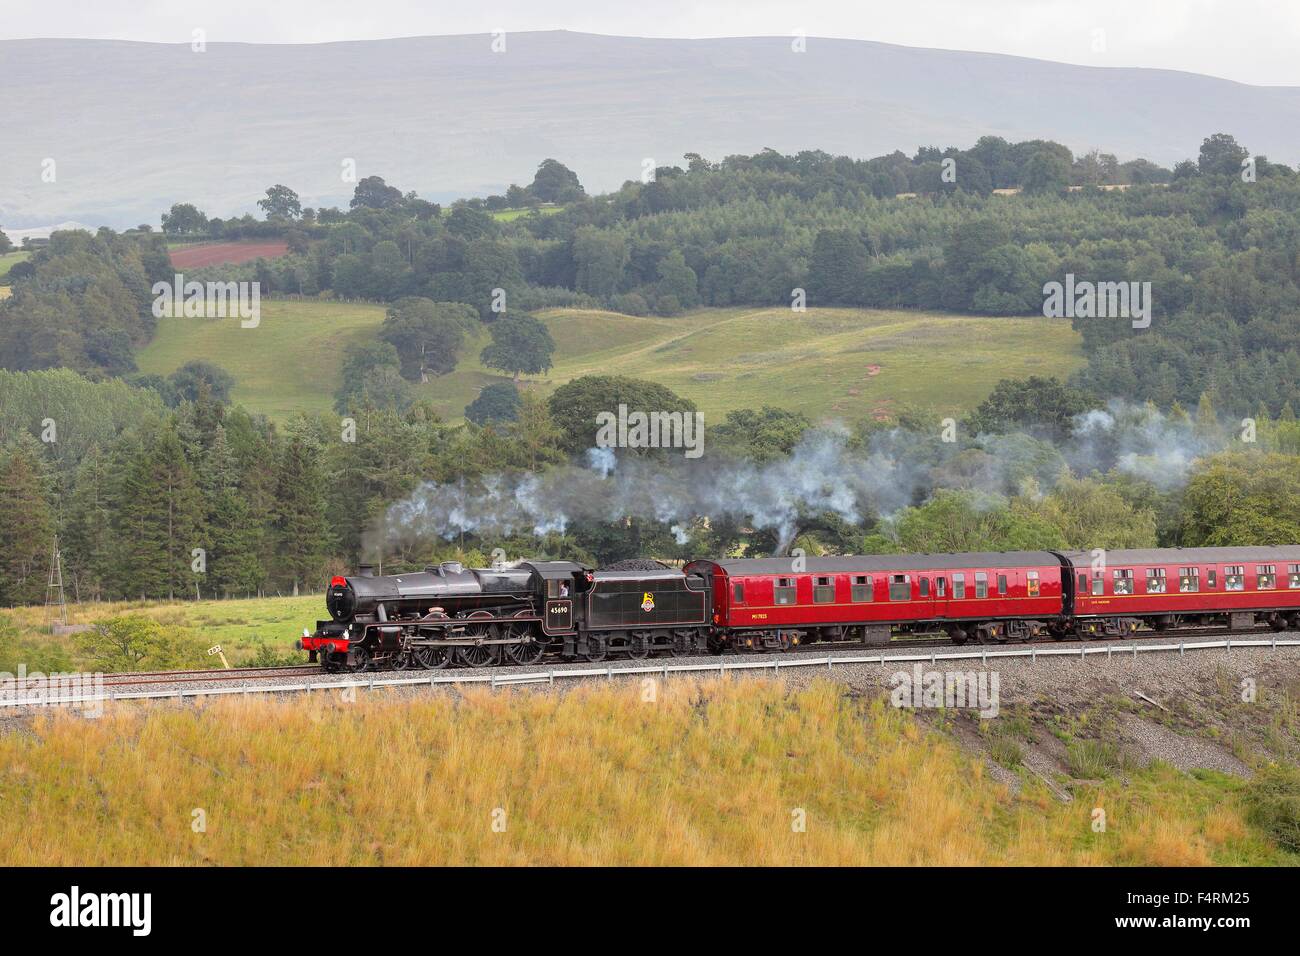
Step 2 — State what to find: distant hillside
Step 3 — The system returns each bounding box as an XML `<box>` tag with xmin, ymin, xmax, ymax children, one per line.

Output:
<box><xmin>4</xmin><ymin>30</ymin><xmax>1300</xmax><ymax>229</ymax></box>
<box><xmin>135</xmin><ymin>301</ymin><xmax>1084</xmax><ymax>423</ymax></box>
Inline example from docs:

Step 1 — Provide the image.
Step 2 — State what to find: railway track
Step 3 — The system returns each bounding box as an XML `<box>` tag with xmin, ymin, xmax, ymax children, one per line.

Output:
<box><xmin>7</xmin><ymin>624</ymin><xmax>1288</xmax><ymax>692</ymax></box>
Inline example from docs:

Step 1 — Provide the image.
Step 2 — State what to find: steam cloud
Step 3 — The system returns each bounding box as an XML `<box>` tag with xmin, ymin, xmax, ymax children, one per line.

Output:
<box><xmin>370</xmin><ymin>402</ymin><xmax>1229</xmax><ymax>556</ymax></box>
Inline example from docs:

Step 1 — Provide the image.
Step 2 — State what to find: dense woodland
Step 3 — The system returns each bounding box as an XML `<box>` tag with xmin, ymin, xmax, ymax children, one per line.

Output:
<box><xmin>2</xmin><ymin>132</ymin><xmax>1300</xmax><ymax>602</ymax></box>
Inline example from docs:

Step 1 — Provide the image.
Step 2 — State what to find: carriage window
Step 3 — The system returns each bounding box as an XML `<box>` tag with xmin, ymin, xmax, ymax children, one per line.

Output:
<box><xmin>1092</xmin><ymin>572</ymin><xmax>1104</xmax><ymax>595</ymax></box>
<box><xmin>1113</xmin><ymin>569</ymin><xmax>1134</xmax><ymax>595</ymax></box>
<box><xmin>851</xmin><ymin>575</ymin><xmax>873</xmax><ymax>602</ymax></box>
<box><xmin>974</xmin><ymin>572</ymin><xmax>988</xmax><ymax>599</ymax></box>
<box><xmin>952</xmin><ymin>573</ymin><xmax>965</xmax><ymax>599</ymax></box>
<box><xmin>936</xmin><ymin>577</ymin><xmax>947</xmax><ymax>597</ymax></box>
<box><xmin>814</xmin><ymin>576</ymin><xmax>835</xmax><ymax>603</ymax></box>
<box><xmin>774</xmin><ymin>577</ymin><xmax>797</xmax><ymax>605</ymax></box>
<box><xmin>1178</xmin><ymin>567</ymin><xmax>1199</xmax><ymax>592</ymax></box>
<box><xmin>1225</xmin><ymin>566</ymin><xmax>1245</xmax><ymax>591</ymax></box>
<box><xmin>1146</xmin><ymin>568</ymin><xmax>1166</xmax><ymax>594</ymax></box>
<box><xmin>1207</xmin><ymin>569</ymin><xmax>1217</xmax><ymax>589</ymax></box>
<box><xmin>997</xmin><ymin>574</ymin><xmax>1008</xmax><ymax>596</ymax></box>
<box><xmin>733</xmin><ymin>582</ymin><xmax>744</xmax><ymax>604</ymax></box>
<box><xmin>1026</xmin><ymin>571</ymin><xmax>1039</xmax><ymax>597</ymax></box>
<box><xmin>1290</xmin><ymin>565</ymin><xmax>1300</xmax><ymax>589</ymax></box>
<box><xmin>889</xmin><ymin>574</ymin><xmax>911</xmax><ymax>601</ymax></box>
<box><xmin>1256</xmin><ymin>565</ymin><xmax>1276</xmax><ymax>589</ymax></box>
<box><xmin>1077</xmin><ymin>572</ymin><xmax>1087</xmax><ymax>593</ymax></box>
<box><xmin>919</xmin><ymin>577</ymin><xmax>930</xmax><ymax>598</ymax></box>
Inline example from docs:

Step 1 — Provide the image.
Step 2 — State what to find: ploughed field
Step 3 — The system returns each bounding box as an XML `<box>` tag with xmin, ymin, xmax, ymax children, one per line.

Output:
<box><xmin>136</xmin><ymin>301</ymin><xmax>1084</xmax><ymax>423</ymax></box>
<box><xmin>168</xmin><ymin>240</ymin><xmax>289</xmax><ymax>269</ymax></box>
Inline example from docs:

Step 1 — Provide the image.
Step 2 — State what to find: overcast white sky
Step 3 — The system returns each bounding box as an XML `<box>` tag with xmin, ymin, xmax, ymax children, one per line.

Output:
<box><xmin>3</xmin><ymin>0</ymin><xmax>1299</xmax><ymax>86</ymax></box>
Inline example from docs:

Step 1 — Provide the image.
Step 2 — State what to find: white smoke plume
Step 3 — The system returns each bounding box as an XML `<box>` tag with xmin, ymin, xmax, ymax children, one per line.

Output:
<box><xmin>371</xmin><ymin>401</ymin><xmax>1232</xmax><ymax>555</ymax></box>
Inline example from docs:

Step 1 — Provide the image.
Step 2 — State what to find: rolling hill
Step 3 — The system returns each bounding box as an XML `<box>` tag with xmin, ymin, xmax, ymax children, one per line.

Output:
<box><xmin>4</xmin><ymin>31</ymin><xmax>1300</xmax><ymax>229</ymax></box>
<box><xmin>135</xmin><ymin>301</ymin><xmax>1085</xmax><ymax>423</ymax></box>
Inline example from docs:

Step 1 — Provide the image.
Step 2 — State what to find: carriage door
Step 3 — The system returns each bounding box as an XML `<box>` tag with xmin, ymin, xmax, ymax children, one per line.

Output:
<box><xmin>544</xmin><ymin>578</ymin><xmax>574</xmax><ymax>634</ymax></box>
<box><xmin>932</xmin><ymin>575</ymin><xmax>949</xmax><ymax>620</ymax></box>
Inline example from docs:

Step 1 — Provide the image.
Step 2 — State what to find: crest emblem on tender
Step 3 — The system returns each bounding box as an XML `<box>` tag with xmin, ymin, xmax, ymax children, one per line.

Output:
<box><xmin>641</xmin><ymin>591</ymin><xmax>655</xmax><ymax>612</ymax></box>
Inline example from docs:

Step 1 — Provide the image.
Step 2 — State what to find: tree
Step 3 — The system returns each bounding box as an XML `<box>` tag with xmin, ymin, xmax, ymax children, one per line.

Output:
<box><xmin>1023</xmin><ymin>150</ymin><xmax>1071</xmax><ymax>194</ymax></box>
<box><xmin>378</xmin><ymin>298</ymin><xmax>476</xmax><ymax>381</ymax></box>
<box><xmin>75</xmin><ymin>615</ymin><xmax>208</xmax><ymax>671</ymax></box>
<box><xmin>110</xmin><ymin>423</ymin><xmax>205</xmax><ymax>600</ymax></box>
<box><xmin>1198</xmin><ymin>133</ymin><xmax>1249</xmax><ymax>177</ymax></box>
<box><xmin>0</xmin><ymin>227</ymin><xmax>12</xmax><ymax>254</ymax></box>
<box><xmin>161</xmin><ymin>202</ymin><xmax>209</xmax><ymax>236</ymax></box>
<box><xmin>0</xmin><ymin>437</ymin><xmax>55</xmax><ymax>605</ymax></box>
<box><xmin>480</xmin><ymin>314</ymin><xmax>556</xmax><ymax>382</ymax></box>
<box><xmin>710</xmin><ymin>406</ymin><xmax>811</xmax><ymax>463</ymax></box>
<box><xmin>1033</xmin><ymin>475</ymin><xmax>1158</xmax><ymax>549</ymax></box>
<box><xmin>257</xmin><ymin>185</ymin><xmax>302</xmax><ymax>221</ymax></box>
<box><xmin>169</xmin><ymin>360</ymin><xmax>235</xmax><ymax>405</ymax></box>
<box><xmin>350</xmin><ymin>175</ymin><xmax>404</xmax><ymax>210</ymax></box>
<box><xmin>273</xmin><ymin>436</ymin><xmax>331</xmax><ymax>595</ymax></box>
<box><xmin>807</xmin><ymin>229</ymin><xmax>869</xmax><ymax>304</ymax></box>
<box><xmin>654</xmin><ymin>250</ymin><xmax>699</xmax><ymax>312</ymax></box>
<box><xmin>965</xmin><ymin>377</ymin><xmax>1098</xmax><ymax>441</ymax></box>
<box><xmin>1181</xmin><ymin>452</ymin><xmax>1300</xmax><ymax>545</ymax></box>
<box><xmin>548</xmin><ymin>375</ymin><xmax>696</xmax><ymax>455</ymax></box>
<box><xmin>528</xmin><ymin>159</ymin><xmax>585</xmax><ymax>203</ymax></box>
<box><xmin>465</xmin><ymin>382</ymin><xmax>522</xmax><ymax>425</ymax></box>
<box><xmin>574</xmin><ymin>227</ymin><xmax>628</xmax><ymax>298</ymax></box>
<box><xmin>334</xmin><ymin>341</ymin><xmax>413</xmax><ymax>413</ymax></box>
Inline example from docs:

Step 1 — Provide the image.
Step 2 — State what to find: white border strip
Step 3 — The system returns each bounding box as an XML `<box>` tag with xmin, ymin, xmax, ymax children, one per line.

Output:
<box><xmin>4</xmin><ymin>636</ymin><xmax>1298</xmax><ymax>709</ymax></box>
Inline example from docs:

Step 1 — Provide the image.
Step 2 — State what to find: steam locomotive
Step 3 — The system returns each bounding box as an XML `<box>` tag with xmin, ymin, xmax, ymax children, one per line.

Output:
<box><xmin>300</xmin><ymin>546</ymin><xmax>1300</xmax><ymax>670</ymax></box>
<box><xmin>300</xmin><ymin>560</ymin><xmax>712</xmax><ymax>671</ymax></box>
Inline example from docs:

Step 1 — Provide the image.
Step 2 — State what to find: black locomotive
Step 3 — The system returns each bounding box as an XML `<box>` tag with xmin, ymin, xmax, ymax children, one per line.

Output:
<box><xmin>301</xmin><ymin>560</ymin><xmax>715</xmax><ymax>670</ymax></box>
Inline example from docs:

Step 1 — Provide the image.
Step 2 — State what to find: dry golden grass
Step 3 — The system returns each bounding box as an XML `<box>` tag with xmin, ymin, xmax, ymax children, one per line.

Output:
<box><xmin>0</xmin><ymin>680</ymin><xmax>1283</xmax><ymax>866</ymax></box>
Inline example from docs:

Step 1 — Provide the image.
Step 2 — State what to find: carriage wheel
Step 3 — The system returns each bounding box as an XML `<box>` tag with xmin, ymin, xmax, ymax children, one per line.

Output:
<box><xmin>628</xmin><ymin>632</ymin><xmax>651</xmax><ymax>660</ymax></box>
<box><xmin>669</xmin><ymin>631</ymin><xmax>693</xmax><ymax>657</ymax></box>
<box><xmin>584</xmin><ymin>634</ymin><xmax>608</xmax><ymax>663</ymax></box>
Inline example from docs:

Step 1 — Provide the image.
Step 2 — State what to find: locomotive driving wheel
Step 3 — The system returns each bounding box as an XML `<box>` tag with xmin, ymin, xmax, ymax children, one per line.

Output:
<box><xmin>411</xmin><ymin>643</ymin><xmax>451</xmax><ymax>669</ymax></box>
<box><xmin>503</xmin><ymin>624</ymin><xmax>546</xmax><ymax>665</ymax></box>
<box><xmin>454</xmin><ymin>623</ymin><xmax>500</xmax><ymax>668</ymax></box>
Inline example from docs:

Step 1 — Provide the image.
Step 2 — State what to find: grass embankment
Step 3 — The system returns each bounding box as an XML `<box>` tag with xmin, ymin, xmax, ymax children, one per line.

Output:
<box><xmin>136</xmin><ymin>301</ymin><xmax>1084</xmax><ymax>424</ymax></box>
<box><xmin>0</xmin><ymin>680</ymin><xmax>1292</xmax><ymax>866</ymax></box>
<box><xmin>0</xmin><ymin>595</ymin><xmax>318</xmax><ymax>671</ymax></box>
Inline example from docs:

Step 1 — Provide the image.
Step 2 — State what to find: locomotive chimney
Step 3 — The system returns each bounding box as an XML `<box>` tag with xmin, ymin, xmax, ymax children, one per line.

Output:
<box><xmin>357</xmin><ymin>564</ymin><xmax>376</xmax><ymax>577</ymax></box>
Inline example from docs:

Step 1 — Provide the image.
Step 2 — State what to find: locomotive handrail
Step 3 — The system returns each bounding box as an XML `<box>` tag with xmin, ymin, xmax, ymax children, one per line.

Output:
<box><xmin>4</xmin><ymin>635</ymin><xmax>1297</xmax><ymax>709</ymax></box>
